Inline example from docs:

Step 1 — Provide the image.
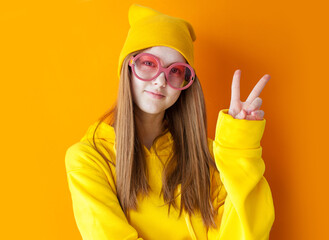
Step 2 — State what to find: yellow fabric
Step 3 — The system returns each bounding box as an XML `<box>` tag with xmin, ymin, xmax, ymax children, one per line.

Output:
<box><xmin>65</xmin><ymin>109</ymin><xmax>275</xmax><ymax>239</ymax></box>
<box><xmin>117</xmin><ymin>4</ymin><xmax>196</xmax><ymax>79</ymax></box>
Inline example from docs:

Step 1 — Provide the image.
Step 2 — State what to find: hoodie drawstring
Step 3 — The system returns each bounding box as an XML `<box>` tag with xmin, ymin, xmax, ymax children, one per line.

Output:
<box><xmin>184</xmin><ymin>212</ymin><xmax>197</xmax><ymax>240</ymax></box>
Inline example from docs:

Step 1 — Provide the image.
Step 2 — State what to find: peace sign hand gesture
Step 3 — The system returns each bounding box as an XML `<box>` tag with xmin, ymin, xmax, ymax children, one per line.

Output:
<box><xmin>228</xmin><ymin>70</ymin><xmax>270</xmax><ymax>120</ymax></box>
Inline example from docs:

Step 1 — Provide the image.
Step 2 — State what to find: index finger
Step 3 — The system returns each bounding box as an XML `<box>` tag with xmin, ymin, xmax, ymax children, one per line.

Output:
<box><xmin>231</xmin><ymin>69</ymin><xmax>241</xmax><ymax>102</ymax></box>
<box><xmin>245</xmin><ymin>74</ymin><xmax>271</xmax><ymax>103</ymax></box>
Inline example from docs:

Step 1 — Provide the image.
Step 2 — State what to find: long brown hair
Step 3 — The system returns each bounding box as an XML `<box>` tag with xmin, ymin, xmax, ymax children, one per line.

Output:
<box><xmin>90</xmin><ymin>48</ymin><xmax>222</xmax><ymax>230</ymax></box>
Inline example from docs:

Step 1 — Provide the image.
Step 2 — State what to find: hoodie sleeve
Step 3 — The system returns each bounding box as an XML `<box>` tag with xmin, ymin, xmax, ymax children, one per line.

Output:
<box><xmin>65</xmin><ymin>141</ymin><xmax>143</xmax><ymax>240</ymax></box>
<box><xmin>208</xmin><ymin>109</ymin><xmax>275</xmax><ymax>240</ymax></box>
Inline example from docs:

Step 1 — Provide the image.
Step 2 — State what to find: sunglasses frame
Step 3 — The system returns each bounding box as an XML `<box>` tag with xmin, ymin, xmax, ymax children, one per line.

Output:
<box><xmin>128</xmin><ymin>52</ymin><xmax>195</xmax><ymax>90</ymax></box>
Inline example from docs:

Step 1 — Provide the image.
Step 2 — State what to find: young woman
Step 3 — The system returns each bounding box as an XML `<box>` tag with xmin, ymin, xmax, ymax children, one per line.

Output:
<box><xmin>65</xmin><ymin>3</ymin><xmax>275</xmax><ymax>240</ymax></box>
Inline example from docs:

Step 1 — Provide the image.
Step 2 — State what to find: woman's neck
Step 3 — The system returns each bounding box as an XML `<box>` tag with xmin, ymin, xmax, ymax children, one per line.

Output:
<box><xmin>134</xmin><ymin>108</ymin><xmax>166</xmax><ymax>150</ymax></box>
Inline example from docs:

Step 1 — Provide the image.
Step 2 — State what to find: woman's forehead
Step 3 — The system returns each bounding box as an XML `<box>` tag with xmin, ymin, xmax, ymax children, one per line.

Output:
<box><xmin>141</xmin><ymin>46</ymin><xmax>186</xmax><ymax>66</ymax></box>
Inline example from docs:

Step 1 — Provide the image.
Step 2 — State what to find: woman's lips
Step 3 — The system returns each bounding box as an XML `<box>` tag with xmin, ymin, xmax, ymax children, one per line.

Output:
<box><xmin>145</xmin><ymin>90</ymin><xmax>165</xmax><ymax>99</ymax></box>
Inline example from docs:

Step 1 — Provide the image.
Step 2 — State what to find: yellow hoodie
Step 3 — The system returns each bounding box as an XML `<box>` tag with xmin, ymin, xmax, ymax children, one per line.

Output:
<box><xmin>65</xmin><ymin>109</ymin><xmax>275</xmax><ymax>240</ymax></box>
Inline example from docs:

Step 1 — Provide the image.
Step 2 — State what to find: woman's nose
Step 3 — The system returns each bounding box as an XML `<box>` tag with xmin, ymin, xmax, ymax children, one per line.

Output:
<box><xmin>152</xmin><ymin>72</ymin><xmax>167</xmax><ymax>87</ymax></box>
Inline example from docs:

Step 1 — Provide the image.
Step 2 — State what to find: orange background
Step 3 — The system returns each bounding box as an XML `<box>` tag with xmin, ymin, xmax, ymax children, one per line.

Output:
<box><xmin>1</xmin><ymin>0</ymin><xmax>328</xmax><ymax>239</ymax></box>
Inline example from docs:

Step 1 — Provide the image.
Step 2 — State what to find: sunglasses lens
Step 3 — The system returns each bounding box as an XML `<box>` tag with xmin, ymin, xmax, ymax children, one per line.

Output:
<box><xmin>168</xmin><ymin>65</ymin><xmax>193</xmax><ymax>89</ymax></box>
<box><xmin>133</xmin><ymin>54</ymin><xmax>194</xmax><ymax>89</ymax></box>
<box><xmin>134</xmin><ymin>55</ymin><xmax>159</xmax><ymax>79</ymax></box>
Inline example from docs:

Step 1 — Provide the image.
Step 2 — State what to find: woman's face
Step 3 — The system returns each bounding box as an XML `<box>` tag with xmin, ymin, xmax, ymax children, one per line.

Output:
<box><xmin>130</xmin><ymin>46</ymin><xmax>186</xmax><ymax>115</ymax></box>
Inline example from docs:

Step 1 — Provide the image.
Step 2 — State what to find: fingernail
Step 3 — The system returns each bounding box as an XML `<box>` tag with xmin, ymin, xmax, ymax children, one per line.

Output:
<box><xmin>235</xmin><ymin>113</ymin><xmax>241</xmax><ymax>119</ymax></box>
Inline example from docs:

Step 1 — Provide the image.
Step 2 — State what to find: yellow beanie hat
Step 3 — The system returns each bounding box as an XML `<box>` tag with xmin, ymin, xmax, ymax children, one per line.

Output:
<box><xmin>117</xmin><ymin>4</ymin><xmax>196</xmax><ymax>79</ymax></box>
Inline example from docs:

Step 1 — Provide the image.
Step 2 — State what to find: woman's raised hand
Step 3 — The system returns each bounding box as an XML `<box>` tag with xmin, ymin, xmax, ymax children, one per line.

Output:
<box><xmin>228</xmin><ymin>70</ymin><xmax>270</xmax><ymax>120</ymax></box>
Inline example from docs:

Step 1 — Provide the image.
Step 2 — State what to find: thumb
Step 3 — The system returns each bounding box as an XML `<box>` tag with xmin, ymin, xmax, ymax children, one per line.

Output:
<box><xmin>235</xmin><ymin>109</ymin><xmax>246</xmax><ymax>119</ymax></box>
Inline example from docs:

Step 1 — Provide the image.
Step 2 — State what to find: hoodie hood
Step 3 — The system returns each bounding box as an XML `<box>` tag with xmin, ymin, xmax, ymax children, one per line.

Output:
<box><xmin>79</xmin><ymin>120</ymin><xmax>174</xmax><ymax>156</ymax></box>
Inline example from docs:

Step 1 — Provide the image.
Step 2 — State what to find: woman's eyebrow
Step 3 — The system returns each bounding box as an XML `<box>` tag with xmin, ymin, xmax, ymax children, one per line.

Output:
<box><xmin>156</xmin><ymin>56</ymin><xmax>186</xmax><ymax>67</ymax></box>
<box><xmin>162</xmin><ymin>61</ymin><xmax>182</xmax><ymax>67</ymax></box>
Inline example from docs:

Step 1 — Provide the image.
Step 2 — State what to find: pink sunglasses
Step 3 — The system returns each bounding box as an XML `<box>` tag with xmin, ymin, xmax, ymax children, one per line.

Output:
<box><xmin>128</xmin><ymin>52</ymin><xmax>195</xmax><ymax>90</ymax></box>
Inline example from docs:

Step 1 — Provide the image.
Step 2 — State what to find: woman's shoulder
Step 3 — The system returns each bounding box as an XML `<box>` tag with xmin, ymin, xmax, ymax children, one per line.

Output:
<box><xmin>79</xmin><ymin>120</ymin><xmax>116</xmax><ymax>144</ymax></box>
<box><xmin>65</xmin><ymin>120</ymin><xmax>117</xmax><ymax>174</ymax></box>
